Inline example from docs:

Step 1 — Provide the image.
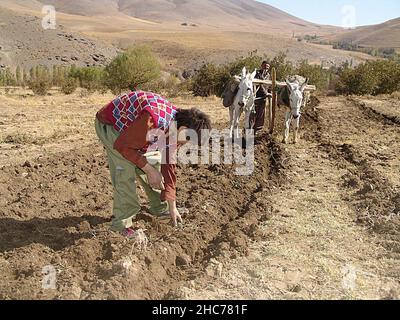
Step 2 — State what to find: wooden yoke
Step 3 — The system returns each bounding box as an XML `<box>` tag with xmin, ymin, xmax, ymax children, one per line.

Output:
<box><xmin>269</xmin><ymin>67</ymin><xmax>277</xmax><ymax>135</ymax></box>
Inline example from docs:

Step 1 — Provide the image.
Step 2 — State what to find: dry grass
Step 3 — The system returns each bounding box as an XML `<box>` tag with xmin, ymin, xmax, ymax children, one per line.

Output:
<box><xmin>0</xmin><ymin>89</ymin><xmax>113</xmax><ymax>166</ymax></box>
<box><xmin>0</xmin><ymin>89</ymin><xmax>225</xmax><ymax>167</ymax></box>
<box><xmin>391</xmin><ymin>91</ymin><xmax>400</xmax><ymax>99</ymax></box>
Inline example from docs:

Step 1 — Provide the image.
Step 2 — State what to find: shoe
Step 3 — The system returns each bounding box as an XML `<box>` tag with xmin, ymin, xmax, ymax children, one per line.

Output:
<box><xmin>121</xmin><ymin>227</ymin><xmax>138</xmax><ymax>239</ymax></box>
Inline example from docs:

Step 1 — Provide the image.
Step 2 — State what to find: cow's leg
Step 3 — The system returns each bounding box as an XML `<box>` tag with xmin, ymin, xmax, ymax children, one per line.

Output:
<box><xmin>293</xmin><ymin>116</ymin><xmax>301</xmax><ymax>144</ymax></box>
<box><xmin>283</xmin><ymin>111</ymin><xmax>291</xmax><ymax>144</ymax></box>
<box><xmin>229</xmin><ymin>107</ymin><xmax>234</xmax><ymax>138</ymax></box>
<box><xmin>235</xmin><ymin>109</ymin><xmax>242</xmax><ymax>139</ymax></box>
<box><xmin>244</xmin><ymin>110</ymin><xmax>252</xmax><ymax>132</ymax></box>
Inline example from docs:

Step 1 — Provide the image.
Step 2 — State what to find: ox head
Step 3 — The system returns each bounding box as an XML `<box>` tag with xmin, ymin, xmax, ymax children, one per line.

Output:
<box><xmin>238</xmin><ymin>67</ymin><xmax>256</xmax><ymax>109</ymax></box>
<box><xmin>285</xmin><ymin>78</ymin><xmax>309</xmax><ymax>119</ymax></box>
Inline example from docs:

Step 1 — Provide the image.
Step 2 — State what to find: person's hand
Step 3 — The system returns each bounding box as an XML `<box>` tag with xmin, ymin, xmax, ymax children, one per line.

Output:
<box><xmin>143</xmin><ymin>164</ymin><xmax>165</xmax><ymax>190</ymax></box>
<box><xmin>169</xmin><ymin>206</ymin><xmax>183</xmax><ymax>227</ymax></box>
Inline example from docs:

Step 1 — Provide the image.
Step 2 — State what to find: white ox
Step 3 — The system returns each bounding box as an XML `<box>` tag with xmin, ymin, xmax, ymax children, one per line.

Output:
<box><xmin>278</xmin><ymin>76</ymin><xmax>309</xmax><ymax>144</ymax></box>
<box><xmin>229</xmin><ymin>67</ymin><xmax>257</xmax><ymax>139</ymax></box>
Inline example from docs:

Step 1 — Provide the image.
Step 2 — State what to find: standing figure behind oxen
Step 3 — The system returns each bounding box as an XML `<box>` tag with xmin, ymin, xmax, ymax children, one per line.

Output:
<box><xmin>250</xmin><ymin>61</ymin><xmax>272</xmax><ymax>134</ymax></box>
<box><xmin>277</xmin><ymin>75</ymin><xmax>309</xmax><ymax>144</ymax></box>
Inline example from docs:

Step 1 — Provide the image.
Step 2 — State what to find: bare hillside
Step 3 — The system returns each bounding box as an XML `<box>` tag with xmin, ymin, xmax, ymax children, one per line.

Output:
<box><xmin>5</xmin><ymin>0</ymin><xmax>339</xmax><ymax>34</ymax></box>
<box><xmin>326</xmin><ymin>18</ymin><xmax>400</xmax><ymax>48</ymax></box>
<box><xmin>0</xmin><ymin>6</ymin><xmax>119</xmax><ymax>69</ymax></box>
<box><xmin>0</xmin><ymin>0</ymin><xmax>374</xmax><ymax>71</ymax></box>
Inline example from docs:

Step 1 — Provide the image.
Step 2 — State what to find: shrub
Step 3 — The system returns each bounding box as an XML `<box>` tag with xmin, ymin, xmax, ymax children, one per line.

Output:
<box><xmin>190</xmin><ymin>63</ymin><xmax>227</xmax><ymax>97</ymax></box>
<box><xmin>60</xmin><ymin>77</ymin><xmax>78</xmax><ymax>95</ymax></box>
<box><xmin>296</xmin><ymin>60</ymin><xmax>330</xmax><ymax>92</ymax></box>
<box><xmin>104</xmin><ymin>46</ymin><xmax>161</xmax><ymax>95</ymax></box>
<box><xmin>270</xmin><ymin>52</ymin><xmax>294</xmax><ymax>81</ymax></box>
<box><xmin>152</xmin><ymin>74</ymin><xmax>185</xmax><ymax>98</ymax></box>
<box><xmin>0</xmin><ymin>69</ymin><xmax>16</xmax><ymax>86</ymax></box>
<box><xmin>335</xmin><ymin>60</ymin><xmax>400</xmax><ymax>95</ymax></box>
<box><xmin>70</xmin><ymin>66</ymin><xmax>106</xmax><ymax>92</ymax></box>
<box><xmin>29</xmin><ymin>67</ymin><xmax>52</xmax><ymax>95</ymax></box>
<box><xmin>30</xmin><ymin>79</ymin><xmax>51</xmax><ymax>95</ymax></box>
<box><xmin>226</xmin><ymin>54</ymin><xmax>263</xmax><ymax>78</ymax></box>
<box><xmin>190</xmin><ymin>52</ymin><xmax>296</xmax><ymax>97</ymax></box>
<box><xmin>371</xmin><ymin>60</ymin><xmax>400</xmax><ymax>95</ymax></box>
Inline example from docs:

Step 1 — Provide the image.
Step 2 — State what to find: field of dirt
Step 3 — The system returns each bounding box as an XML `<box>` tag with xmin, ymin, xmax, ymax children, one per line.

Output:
<box><xmin>0</xmin><ymin>89</ymin><xmax>399</xmax><ymax>300</ymax></box>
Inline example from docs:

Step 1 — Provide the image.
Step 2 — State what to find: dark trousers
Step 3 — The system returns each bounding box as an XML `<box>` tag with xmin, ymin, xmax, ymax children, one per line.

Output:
<box><xmin>250</xmin><ymin>99</ymin><xmax>266</xmax><ymax>132</ymax></box>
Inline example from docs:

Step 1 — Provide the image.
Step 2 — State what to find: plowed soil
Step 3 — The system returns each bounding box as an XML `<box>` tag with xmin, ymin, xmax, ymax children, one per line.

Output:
<box><xmin>0</xmin><ymin>91</ymin><xmax>399</xmax><ymax>299</ymax></box>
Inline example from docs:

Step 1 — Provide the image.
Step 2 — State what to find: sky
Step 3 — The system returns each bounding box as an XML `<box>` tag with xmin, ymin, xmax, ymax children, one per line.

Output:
<box><xmin>259</xmin><ymin>0</ymin><xmax>400</xmax><ymax>27</ymax></box>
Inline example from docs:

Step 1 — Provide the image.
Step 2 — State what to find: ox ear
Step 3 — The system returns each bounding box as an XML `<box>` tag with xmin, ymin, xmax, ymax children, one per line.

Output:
<box><xmin>250</xmin><ymin>69</ymin><xmax>257</xmax><ymax>81</ymax></box>
<box><xmin>300</xmin><ymin>78</ymin><xmax>309</xmax><ymax>92</ymax></box>
<box><xmin>242</xmin><ymin>67</ymin><xmax>247</xmax><ymax>78</ymax></box>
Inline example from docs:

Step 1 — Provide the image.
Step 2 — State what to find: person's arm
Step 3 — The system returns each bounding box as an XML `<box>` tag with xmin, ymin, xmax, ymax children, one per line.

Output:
<box><xmin>167</xmin><ymin>200</ymin><xmax>182</xmax><ymax>227</ymax></box>
<box><xmin>114</xmin><ymin>112</ymin><xmax>164</xmax><ymax>190</ymax></box>
<box><xmin>161</xmin><ymin>163</ymin><xmax>176</xmax><ymax>201</ymax></box>
<box><xmin>161</xmin><ymin>149</ymin><xmax>183</xmax><ymax>226</ymax></box>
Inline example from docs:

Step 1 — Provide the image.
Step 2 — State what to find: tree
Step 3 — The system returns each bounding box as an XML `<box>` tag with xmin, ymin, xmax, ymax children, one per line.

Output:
<box><xmin>29</xmin><ymin>67</ymin><xmax>35</xmax><ymax>82</ymax></box>
<box><xmin>271</xmin><ymin>52</ymin><xmax>294</xmax><ymax>81</ymax></box>
<box><xmin>22</xmin><ymin>69</ymin><xmax>28</xmax><ymax>88</ymax></box>
<box><xmin>104</xmin><ymin>46</ymin><xmax>161</xmax><ymax>95</ymax></box>
<box><xmin>0</xmin><ymin>69</ymin><xmax>16</xmax><ymax>86</ymax></box>
<box><xmin>15</xmin><ymin>66</ymin><xmax>22</xmax><ymax>86</ymax></box>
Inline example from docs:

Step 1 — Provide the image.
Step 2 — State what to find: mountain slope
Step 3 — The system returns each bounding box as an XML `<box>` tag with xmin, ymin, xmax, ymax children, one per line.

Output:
<box><xmin>0</xmin><ymin>0</ymin><xmax>374</xmax><ymax>71</ymax></box>
<box><xmin>30</xmin><ymin>0</ymin><xmax>336</xmax><ymax>32</ymax></box>
<box><xmin>328</xmin><ymin>18</ymin><xmax>400</xmax><ymax>48</ymax></box>
<box><xmin>0</xmin><ymin>5</ymin><xmax>119</xmax><ymax>69</ymax></box>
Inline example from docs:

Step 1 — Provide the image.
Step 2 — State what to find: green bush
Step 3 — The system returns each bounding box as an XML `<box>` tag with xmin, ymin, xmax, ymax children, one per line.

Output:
<box><xmin>336</xmin><ymin>60</ymin><xmax>400</xmax><ymax>95</ymax></box>
<box><xmin>60</xmin><ymin>77</ymin><xmax>78</xmax><ymax>95</ymax></box>
<box><xmin>190</xmin><ymin>52</ymin><xmax>298</xmax><ymax>97</ymax></box>
<box><xmin>70</xmin><ymin>66</ymin><xmax>106</xmax><ymax>92</ymax></box>
<box><xmin>271</xmin><ymin>52</ymin><xmax>294</xmax><ymax>81</ymax></box>
<box><xmin>52</xmin><ymin>65</ymin><xmax>69</xmax><ymax>87</ymax></box>
<box><xmin>296</xmin><ymin>60</ymin><xmax>330</xmax><ymax>92</ymax></box>
<box><xmin>190</xmin><ymin>63</ymin><xmax>227</xmax><ymax>97</ymax></box>
<box><xmin>226</xmin><ymin>54</ymin><xmax>263</xmax><ymax>79</ymax></box>
<box><xmin>29</xmin><ymin>78</ymin><xmax>51</xmax><ymax>95</ymax></box>
<box><xmin>145</xmin><ymin>74</ymin><xmax>186</xmax><ymax>98</ymax></box>
<box><xmin>371</xmin><ymin>60</ymin><xmax>400</xmax><ymax>94</ymax></box>
<box><xmin>0</xmin><ymin>69</ymin><xmax>16</xmax><ymax>86</ymax></box>
<box><xmin>29</xmin><ymin>66</ymin><xmax>51</xmax><ymax>95</ymax></box>
<box><xmin>190</xmin><ymin>53</ymin><xmax>267</xmax><ymax>97</ymax></box>
<box><xmin>105</xmin><ymin>46</ymin><xmax>161</xmax><ymax>95</ymax></box>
